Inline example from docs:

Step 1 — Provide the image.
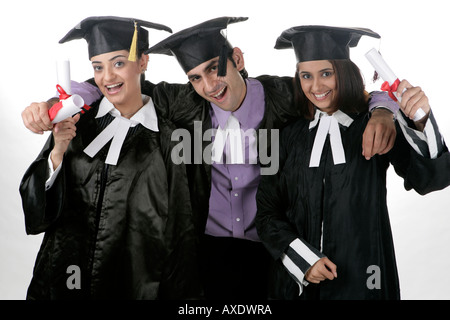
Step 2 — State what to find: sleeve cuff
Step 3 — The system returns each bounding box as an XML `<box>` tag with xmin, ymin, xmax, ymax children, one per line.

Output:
<box><xmin>396</xmin><ymin>110</ymin><xmax>444</xmax><ymax>159</ymax></box>
<box><xmin>45</xmin><ymin>152</ymin><xmax>62</xmax><ymax>190</ymax></box>
<box><xmin>280</xmin><ymin>238</ymin><xmax>324</xmax><ymax>296</ymax></box>
<box><xmin>53</xmin><ymin>80</ymin><xmax>102</xmax><ymax>105</ymax></box>
<box><xmin>368</xmin><ymin>91</ymin><xmax>400</xmax><ymax>119</ymax></box>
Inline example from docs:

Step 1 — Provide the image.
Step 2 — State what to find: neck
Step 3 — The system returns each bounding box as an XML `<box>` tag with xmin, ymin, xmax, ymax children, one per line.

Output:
<box><xmin>231</xmin><ymin>79</ymin><xmax>248</xmax><ymax>112</ymax></box>
<box><xmin>317</xmin><ymin>106</ymin><xmax>338</xmax><ymax>116</ymax></box>
<box><xmin>115</xmin><ymin>94</ymin><xmax>144</xmax><ymax>119</ymax></box>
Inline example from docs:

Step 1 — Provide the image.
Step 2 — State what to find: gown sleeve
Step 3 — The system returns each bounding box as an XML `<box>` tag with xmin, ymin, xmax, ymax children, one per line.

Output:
<box><xmin>19</xmin><ymin>134</ymin><xmax>66</xmax><ymax>235</ymax></box>
<box><xmin>390</xmin><ymin>110</ymin><xmax>450</xmax><ymax>195</ymax></box>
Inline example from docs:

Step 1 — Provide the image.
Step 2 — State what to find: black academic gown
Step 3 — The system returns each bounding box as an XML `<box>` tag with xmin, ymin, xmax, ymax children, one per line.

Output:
<box><xmin>19</xmin><ymin>97</ymin><xmax>202</xmax><ymax>299</ymax></box>
<box><xmin>255</xmin><ymin>111</ymin><xmax>450</xmax><ymax>300</ymax></box>
<box><xmin>151</xmin><ymin>75</ymin><xmax>300</xmax><ymax>235</ymax></box>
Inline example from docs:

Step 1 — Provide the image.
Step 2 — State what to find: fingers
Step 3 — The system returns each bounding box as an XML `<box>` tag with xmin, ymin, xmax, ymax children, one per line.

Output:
<box><xmin>362</xmin><ymin>109</ymin><xmax>396</xmax><ymax>159</ymax></box>
<box><xmin>362</xmin><ymin>124</ymin><xmax>375</xmax><ymax>160</ymax></box>
<box><xmin>305</xmin><ymin>257</ymin><xmax>337</xmax><ymax>284</ymax></box>
<box><xmin>22</xmin><ymin>102</ymin><xmax>53</xmax><ymax>134</ymax></box>
<box><xmin>53</xmin><ymin>117</ymin><xmax>78</xmax><ymax>141</ymax></box>
<box><xmin>53</xmin><ymin>113</ymin><xmax>80</xmax><ymax>134</ymax></box>
<box><xmin>396</xmin><ymin>80</ymin><xmax>431</xmax><ymax>120</ymax></box>
<box><xmin>72</xmin><ymin>113</ymin><xmax>81</xmax><ymax>124</ymax></box>
<box><xmin>377</xmin><ymin>130</ymin><xmax>395</xmax><ymax>155</ymax></box>
<box><xmin>50</xmin><ymin>115</ymin><xmax>80</xmax><ymax>169</ymax></box>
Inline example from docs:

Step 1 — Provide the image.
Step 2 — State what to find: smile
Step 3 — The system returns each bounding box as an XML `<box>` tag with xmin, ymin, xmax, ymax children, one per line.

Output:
<box><xmin>314</xmin><ymin>90</ymin><xmax>331</xmax><ymax>100</ymax></box>
<box><xmin>106</xmin><ymin>83</ymin><xmax>123</xmax><ymax>93</ymax></box>
<box><xmin>212</xmin><ymin>86</ymin><xmax>227</xmax><ymax>100</ymax></box>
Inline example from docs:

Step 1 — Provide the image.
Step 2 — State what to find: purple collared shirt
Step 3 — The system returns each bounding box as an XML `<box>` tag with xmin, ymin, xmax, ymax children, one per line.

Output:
<box><xmin>206</xmin><ymin>79</ymin><xmax>265</xmax><ymax>242</ymax></box>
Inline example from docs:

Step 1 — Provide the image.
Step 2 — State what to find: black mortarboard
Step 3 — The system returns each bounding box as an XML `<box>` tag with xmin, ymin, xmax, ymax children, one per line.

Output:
<box><xmin>146</xmin><ymin>17</ymin><xmax>248</xmax><ymax>76</ymax></box>
<box><xmin>275</xmin><ymin>25</ymin><xmax>380</xmax><ymax>62</ymax></box>
<box><xmin>59</xmin><ymin>16</ymin><xmax>172</xmax><ymax>61</ymax></box>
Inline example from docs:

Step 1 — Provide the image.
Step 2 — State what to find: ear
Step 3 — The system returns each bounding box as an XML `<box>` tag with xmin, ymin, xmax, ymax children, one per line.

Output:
<box><xmin>139</xmin><ymin>54</ymin><xmax>150</xmax><ymax>73</ymax></box>
<box><xmin>232</xmin><ymin>47</ymin><xmax>245</xmax><ymax>71</ymax></box>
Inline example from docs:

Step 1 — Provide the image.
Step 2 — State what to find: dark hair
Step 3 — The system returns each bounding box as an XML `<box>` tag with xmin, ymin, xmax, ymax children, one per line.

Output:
<box><xmin>228</xmin><ymin>49</ymin><xmax>248</xmax><ymax>79</ymax></box>
<box><xmin>294</xmin><ymin>59</ymin><xmax>367</xmax><ymax>120</ymax></box>
<box><xmin>138</xmin><ymin>51</ymin><xmax>147</xmax><ymax>88</ymax></box>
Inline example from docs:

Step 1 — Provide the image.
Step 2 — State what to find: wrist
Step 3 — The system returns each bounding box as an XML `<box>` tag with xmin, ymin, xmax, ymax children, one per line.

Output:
<box><xmin>50</xmin><ymin>150</ymin><xmax>64</xmax><ymax>170</ymax></box>
<box><xmin>371</xmin><ymin>107</ymin><xmax>395</xmax><ymax>121</ymax></box>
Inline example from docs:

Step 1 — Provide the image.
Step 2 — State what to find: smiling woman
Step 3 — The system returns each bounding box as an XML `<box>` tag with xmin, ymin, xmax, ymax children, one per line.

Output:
<box><xmin>255</xmin><ymin>25</ymin><xmax>450</xmax><ymax>300</ymax></box>
<box><xmin>297</xmin><ymin>61</ymin><xmax>338</xmax><ymax>114</ymax></box>
<box><xmin>18</xmin><ymin>16</ymin><xmax>202</xmax><ymax>300</ymax></box>
<box><xmin>91</xmin><ymin>51</ymin><xmax>148</xmax><ymax>117</ymax></box>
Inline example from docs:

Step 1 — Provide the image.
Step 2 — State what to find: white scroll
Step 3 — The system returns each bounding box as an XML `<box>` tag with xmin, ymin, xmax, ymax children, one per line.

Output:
<box><xmin>365</xmin><ymin>48</ymin><xmax>426</xmax><ymax>121</ymax></box>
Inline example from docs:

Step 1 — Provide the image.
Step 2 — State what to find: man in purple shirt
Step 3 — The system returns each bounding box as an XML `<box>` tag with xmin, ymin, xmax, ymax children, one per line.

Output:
<box><xmin>21</xmin><ymin>17</ymin><xmax>399</xmax><ymax>300</ymax></box>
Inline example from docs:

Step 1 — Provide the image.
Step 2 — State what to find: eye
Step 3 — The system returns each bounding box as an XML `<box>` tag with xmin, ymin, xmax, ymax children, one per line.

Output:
<box><xmin>301</xmin><ymin>73</ymin><xmax>311</xmax><ymax>80</ymax></box>
<box><xmin>189</xmin><ymin>75</ymin><xmax>201</xmax><ymax>83</ymax></box>
<box><xmin>114</xmin><ymin>61</ymin><xmax>125</xmax><ymax>68</ymax></box>
<box><xmin>322</xmin><ymin>71</ymin><xmax>333</xmax><ymax>77</ymax></box>
<box><xmin>93</xmin><ymin>65</ymin><xmax>102</xmax><ymax>72</ymax></box>
<box><xmin>207</xmin><ymin>64</ymin><xmax>218</xmax><ymax>75</ymax></box>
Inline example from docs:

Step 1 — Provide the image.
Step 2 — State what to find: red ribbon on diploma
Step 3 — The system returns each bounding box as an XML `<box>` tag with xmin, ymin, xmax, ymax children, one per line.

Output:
<box><xmin>48</xmin><ymin>85</ymin><xmax>91</xmax><ymax>121</ymax></box>
<box><xmin>381</xmin><ymin>78</ymin><xmax>400</xmax><ymax>102</ymax></box>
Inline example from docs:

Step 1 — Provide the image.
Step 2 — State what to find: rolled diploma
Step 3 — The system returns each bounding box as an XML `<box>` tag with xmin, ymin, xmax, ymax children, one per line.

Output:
<box><xmin>51</xmin><ymin>94</ymin><xmax>85</xmax><ymax>124</ymax></box>
<box><xmin>365</xmin><ymin>48</ymin><xmax>426</xmax><ymax>121</ymax></box>
<box><xmin>56</xmin><ymin>60</ymin><xmax>72</xmax><ymax>95</ymax></box>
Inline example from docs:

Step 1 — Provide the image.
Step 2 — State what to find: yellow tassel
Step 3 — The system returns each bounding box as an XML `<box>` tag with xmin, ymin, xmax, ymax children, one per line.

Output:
<box><xmin>128</xmin><ymin>21</ymin><xmax>138</xmax><ymax>62</ymax></box>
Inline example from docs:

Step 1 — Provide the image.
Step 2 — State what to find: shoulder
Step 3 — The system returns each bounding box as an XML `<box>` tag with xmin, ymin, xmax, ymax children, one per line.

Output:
<box><xmin>253</xmin><ymin>75</ymin><xmax>301</xmax><ymax>129</ymax></box>
<box><xmin>254</xmin><ymin>75</ymin><xmax>294</xmax><ymax>92</ymax></box>
<box><xmin>153</xmin><ymin>81</ymin><xmax>208</xmax><ymax>127</ymax></box>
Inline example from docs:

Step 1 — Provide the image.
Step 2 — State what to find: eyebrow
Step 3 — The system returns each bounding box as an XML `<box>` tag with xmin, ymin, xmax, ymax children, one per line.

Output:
<box><xmin>91</xmin><ymin>55</ymin><xmax>128</xmax><ymax>64</ymax></box>
<box><xmin>299</xmin><ymin>68</ymin><xmax>334</xmax><ymax>74</ymax></box>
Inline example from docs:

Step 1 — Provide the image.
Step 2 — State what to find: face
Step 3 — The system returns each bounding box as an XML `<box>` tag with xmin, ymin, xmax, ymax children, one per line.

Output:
<box><xmin>186</xmin><ymin>48</ymin><xmax>247</xmax><ymax>112</ymax></box>
<box><xmin>297</xmin><ymin>60</ymin><xmax>338</xmax><ymax>114</ymax></box>
<box><xmin>91</xmin><ymin>50</ymin><xmax>148</xmax><ymax>108</ymax></box>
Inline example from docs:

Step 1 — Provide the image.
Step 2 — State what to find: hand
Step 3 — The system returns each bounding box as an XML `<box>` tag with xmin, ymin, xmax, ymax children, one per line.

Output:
<box><xmin>362</xmin><ymin>108</ymin><xmax>396</xmax><ymax>160</ymax></box>
<box><xmin>50</xmin><ymin>113</ymin><xmax>80</xmax><ymax>170</ymax></box>
<box><xmin>305</xmin><ymin>257</ymin><xmax>337</xmax><ymax>284</ymax></box>
<box><xmin>396</xmin><ymin>79</ymin><xmax>431</xmax><ymax>130</ymax></box>
<box><xmin>22</xmin><ymin>98</ymin><xmax>59</xmax><ymax>134</ymax></box>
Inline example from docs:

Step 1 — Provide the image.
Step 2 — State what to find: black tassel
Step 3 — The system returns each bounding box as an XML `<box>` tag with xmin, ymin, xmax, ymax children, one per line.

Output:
<box><xmin>218</xmin><ymin>44</ymin><xmax>228</xmax><ymax>77</ymax></box>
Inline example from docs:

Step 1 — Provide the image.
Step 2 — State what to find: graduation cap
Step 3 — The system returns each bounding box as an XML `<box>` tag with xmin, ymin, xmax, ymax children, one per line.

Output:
<box><xmin>275</xmin><ymin>25</ymin><xmax>380</xmax><ymax>62</ymax></box>
<box><xmin>59</xmin><ymin>16</ymin><xmax>172</xmax><ymax>61</ymax></box>
<box><xmin>146</xmin><ymin>16</ymin><xmax>248</xmax><ymax>76</ymax></box>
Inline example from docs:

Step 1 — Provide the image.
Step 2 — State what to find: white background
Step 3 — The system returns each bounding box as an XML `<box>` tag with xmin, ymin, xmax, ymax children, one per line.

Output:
<box><xmin>1</xmin><ymin>0</ymin><xmax>449</xmax><ymax>300</ymax></box>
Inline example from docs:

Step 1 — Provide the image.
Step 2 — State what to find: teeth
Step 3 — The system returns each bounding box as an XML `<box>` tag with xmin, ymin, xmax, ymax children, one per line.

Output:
<box><xmin>106</xmin><ymin>83</ymin><xmax>122</xmax><ymax>89</ymax></box>
<box><xmin>315</xmin><ymin>91</ymin><xmax>330</xmax><ymax>98</ymax></box>
<box><xmin>213</xmin><ymin>87</ymin><xmax>226</xmax><ymax>98</ymax></box>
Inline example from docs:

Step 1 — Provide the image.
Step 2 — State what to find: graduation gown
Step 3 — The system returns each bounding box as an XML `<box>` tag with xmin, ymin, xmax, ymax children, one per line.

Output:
<box><xmin>151</xmin><ymin>75</ymin><xmax>300</xmax><ymax>234</ymax></box>
<box><xmin>19</xmin><ymin>97</ymin><xmax>202</xmax><ymax>299</ymax></box>
<box><xmin>255</xmin><ymin>110</ymin><xmax>450</xmax><ymax>300</ymax></box>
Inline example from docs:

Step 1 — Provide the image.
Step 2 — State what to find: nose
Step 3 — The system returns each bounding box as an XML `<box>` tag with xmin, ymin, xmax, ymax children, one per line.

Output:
<box><xmin>103</xmin><ymin>65</ymin><xmax>115</xmax><ymax>82</ymax></box>
<box><xmin>312</xmin><ymin>77</ymin><xmax>322</xmax><ymax>93</ymax></box>
<box><xmin>203</xmin><ymin>75</ymin><xmax>216</xmax><ymax>92</ymax></box>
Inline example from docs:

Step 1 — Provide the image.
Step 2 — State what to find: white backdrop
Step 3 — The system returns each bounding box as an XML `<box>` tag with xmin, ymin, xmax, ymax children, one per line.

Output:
<box><xmin>1</xmin><ymin>0</ymin><xmax>449</xmax><ymax>300</ymax></box>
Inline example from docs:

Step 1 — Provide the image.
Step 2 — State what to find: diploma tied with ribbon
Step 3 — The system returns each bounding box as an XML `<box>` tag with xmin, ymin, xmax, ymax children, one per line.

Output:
<box><xmin>365</xmin><ymin>48</ymin><xmax>426</xmax><ymax>121</ymax></box>
<box><xmin>48</xmin><ymin>60</ymin><xmax>91</xmax><ymax>124</ymax></box>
